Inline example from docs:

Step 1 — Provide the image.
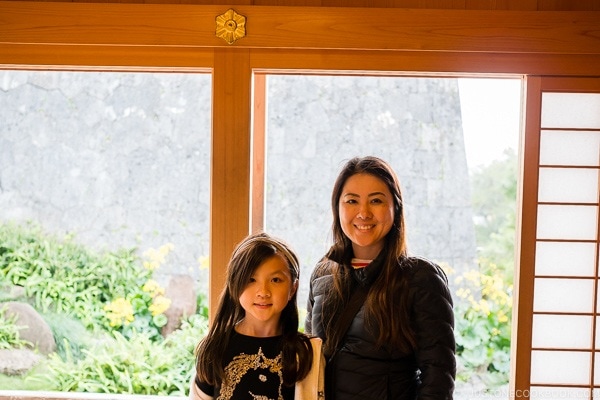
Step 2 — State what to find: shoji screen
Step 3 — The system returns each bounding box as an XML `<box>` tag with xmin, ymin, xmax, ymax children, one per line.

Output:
<box><xmin>516</xmin><ymin>77</ymin><xmax>600</xmax><ymax>400</ymax></box>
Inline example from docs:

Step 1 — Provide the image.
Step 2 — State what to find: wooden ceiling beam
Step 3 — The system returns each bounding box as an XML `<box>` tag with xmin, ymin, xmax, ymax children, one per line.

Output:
<box><xmin>1</xmin><ymin>2</ymin><xmax>599</xmax><ymax>55</ymax></box>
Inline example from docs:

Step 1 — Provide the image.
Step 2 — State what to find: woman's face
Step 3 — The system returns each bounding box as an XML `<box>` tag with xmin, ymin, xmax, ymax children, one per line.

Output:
<box><xmin>338</xmin><ymin>173</ymin><xmax>395</xmax><ymax>260</ymax></box>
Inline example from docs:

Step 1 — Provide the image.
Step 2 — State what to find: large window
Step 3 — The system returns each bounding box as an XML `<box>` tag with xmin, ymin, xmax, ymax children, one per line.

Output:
<box><xmin>262</xmin><ymin>74</ymin><xmax>522</xmax><ymax>394</ymax></box>
<box><xmin>0</xmin><ymin>70</ymin><xmax>212</xmax><ymax>292</ymax></box>
<box><xmin>0</xmin><ymin>69</ymin><xmax>212</xmax><ymax>392</ymax></box>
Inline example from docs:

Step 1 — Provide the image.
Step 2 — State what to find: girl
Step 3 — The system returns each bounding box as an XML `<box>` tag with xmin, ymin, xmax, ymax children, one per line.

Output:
<box><xmin>191</xmin><ymin>232</ymin><xmax>323</xmax><ymax>400</ymax></box>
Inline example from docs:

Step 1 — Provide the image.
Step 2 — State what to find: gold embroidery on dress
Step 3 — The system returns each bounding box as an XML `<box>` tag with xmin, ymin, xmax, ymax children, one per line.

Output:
<box><xmin>217</xmin><ymin>347</ymin><xmax>284</xmax><ymax>400</ymax></box>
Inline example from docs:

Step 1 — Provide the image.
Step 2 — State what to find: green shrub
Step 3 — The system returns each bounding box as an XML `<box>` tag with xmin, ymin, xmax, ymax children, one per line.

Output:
<box><xmin>42</xmin><ymin>312</ymin><xmax>100</xmax><ymax>361</ymax></box>
<box><xmin>0</xmin><ymin>221</ymin><xmax>210</xmax><ymax>394</ymax></box>
<box><xmin>34</xmin><ymin>313</ymin><xmax>208</xmax><ymax>394</ymax></box>
<box><xmin>0</xmin><ymin>222</ymin><xmax>144</xmax><ymax>330</ymax></box>
<box><xmin>451</xmin><ymin>148</ymin><xmax>516</xmax><ymax>386</ymax></box>
<box><xmin>0</xmin><ymin>222</ymin><xmax>173</xmax><ymax>341</ymax></box>
<box><xmin>452</xmin><ymin>260</ymin><xmax>512</xmax><ymax>386</ymax></box>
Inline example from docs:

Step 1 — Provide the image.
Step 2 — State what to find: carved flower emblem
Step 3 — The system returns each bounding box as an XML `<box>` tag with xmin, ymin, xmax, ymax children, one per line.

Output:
<box><xmin>216</xmin><ymin>9</ymin><xmax>247</xmax><ymax>45</ymax></box>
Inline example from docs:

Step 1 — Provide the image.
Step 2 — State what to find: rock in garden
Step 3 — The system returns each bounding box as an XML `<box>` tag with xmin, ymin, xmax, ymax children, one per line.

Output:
<box><xmin>161</xmin><ymin>274</ymin><xmax>197</xmax><ymax>337</ymax></box>
<box><xmin>0</xmin><ymin>348</ymin><xmax>42</xmax><ymax>376</ymax></box>
<box><xmin>3</xmin><ymin>301</ymin><xmax>56</xmax><ymax>355</ymax></box>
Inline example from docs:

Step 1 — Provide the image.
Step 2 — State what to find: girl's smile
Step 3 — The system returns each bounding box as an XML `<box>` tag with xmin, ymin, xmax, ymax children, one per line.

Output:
<box><xmin>237</xmin><ymin>253</ymin><xmax>297</xmax><ymax>337</ymax></box>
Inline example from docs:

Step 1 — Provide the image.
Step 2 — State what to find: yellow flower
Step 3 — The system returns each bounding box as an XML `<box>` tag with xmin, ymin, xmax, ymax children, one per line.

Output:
<box><xmin>497</xmin><ymin>310</ymin><xmax>509</xmax><ymax>323</ymax></box>
<box><xmin>464</xmin><ymin>270</ymin><xmax>482</xmax><ymax>284</ymax></box>
<box><xmin>198</xmin><ymin>255</ymin><xmax>210</xmax><ymax>270</ymax></box>
<box><xmin>149</xmin><ymin>295</ymin><xmax>171</xmax><ymax>316</ymax></box>
<box><xmin>478</xmin><ymin>299</ymin><xmax>491</xmax><ymax>316</ymax></box>
<box><xmin>456</xmin><ymin>287</ymin><xmax>471</xmax><ymax>300</ymax></box>
<box><xmin>104</xmin><ymin>298</ymin><xmax>135</xmax><ymax>327</ymax></box>
<box><xmin>143</xmin><ymin>260</ymin><xmax>156</xmax><ymax>271</ymax></box>
<box><xmin>142</xmin><ymin>279</ymin><xmax>165</xmax><ymax>297</ymax></box>
<box><xmin>142</xmin><ymin>243</ymin><xmax>175</xmax><ymax>271</ymax></box>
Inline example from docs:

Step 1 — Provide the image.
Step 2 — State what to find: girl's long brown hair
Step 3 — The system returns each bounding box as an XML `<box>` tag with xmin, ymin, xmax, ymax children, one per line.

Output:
<box><xmin>322</xmin><ymin>156</ymin><xmax>417</xmax><ymax>355</ymax></box>
<box><xmin>195</xmin><ymin>232</ymin><xmax>313</xmax><ymax>387</ymax></box>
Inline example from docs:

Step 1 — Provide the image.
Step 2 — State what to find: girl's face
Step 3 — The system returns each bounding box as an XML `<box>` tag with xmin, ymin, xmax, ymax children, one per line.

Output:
<box><xmin>339</xmin><ymin>173</ymin><xmax>395</xmax><ymax>260</ymax></box>
<box><xmin>238</xmin><ymin>253</ymin><xmax>297</xmax><ymax>336</ymax></box>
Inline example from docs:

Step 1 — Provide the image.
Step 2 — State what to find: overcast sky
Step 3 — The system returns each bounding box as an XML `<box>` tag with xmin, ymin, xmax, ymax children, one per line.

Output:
<box><xmin>458</xmin><ymin>78</ymin><xmax>522</xmax><ymax>169</ymax></box>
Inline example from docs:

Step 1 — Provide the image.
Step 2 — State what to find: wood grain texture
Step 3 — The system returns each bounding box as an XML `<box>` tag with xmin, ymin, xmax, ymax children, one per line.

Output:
<box><xmin>511</xmin><ymin>75</ymin><xmax>541</xmax><ymax>395</ymax></box>
<box><xmin>0</xmin><ymin>43</ymin><xmax>214</xmax><ymax>69</ymax></box>
<box><xmin>538</xmin><ymin>0</ymin><xmax>600</xmax><ymax>11</ymax></box>
<box><xmin>210</xmin><ymin>48</ymin><xmax>252</xmax><ymax>316</ymax></box>
<box><xmin>3</xmin><ymin>0</ymin><xmax>595</xmax><ymax>10</ymax></box>
<box><xmin>1</xmin><ymin>2</ymin><xmax>599</xmax><ymax>54</ymax></box>
<box><xmin>250</xmin><ymin>73</ymin><xmax>266</xmax><ymax>234</ymax></box>
<box><xmin>248</xmin><ymin>49</ymin><xmax>600</xmax><ymax>76</ymax></box>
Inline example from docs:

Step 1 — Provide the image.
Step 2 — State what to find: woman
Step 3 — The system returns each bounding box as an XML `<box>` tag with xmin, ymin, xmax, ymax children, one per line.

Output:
<box><xmin>305</xmin><ymin>156</ymin><xmax>455</xmax><ymax>400</ymax></box>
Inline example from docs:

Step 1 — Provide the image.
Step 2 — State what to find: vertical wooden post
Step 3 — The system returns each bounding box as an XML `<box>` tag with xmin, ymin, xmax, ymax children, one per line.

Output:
<box><xmin>210</xmin><ymin>48</ymin><xmax>252</xmax><ymax>320</ymax></box>
<box><xmin>251</xmin><ymin>73</ymin><xmax>267</xmax><ymax>234</ymax></box>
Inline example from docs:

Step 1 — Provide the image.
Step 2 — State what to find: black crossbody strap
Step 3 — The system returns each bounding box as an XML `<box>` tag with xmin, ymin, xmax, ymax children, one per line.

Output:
<box><xmin>324</xmin><ymin>284</ymin><xmax>369</xmax><ymax>361</ymax></box>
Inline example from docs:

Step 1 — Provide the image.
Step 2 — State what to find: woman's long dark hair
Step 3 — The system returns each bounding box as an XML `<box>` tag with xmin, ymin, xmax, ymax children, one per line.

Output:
<box><xmin>195</xmin><ymin>232</ymin><xmax>313</xmax><ymax>387</ymax></box>
<box><xmin>322</xmin><ymin>156</ymin><xmax>417</xmax><ymax>355</ymax></box>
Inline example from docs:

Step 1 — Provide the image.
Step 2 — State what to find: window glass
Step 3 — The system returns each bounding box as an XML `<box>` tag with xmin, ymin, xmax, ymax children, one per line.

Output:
<box><xmin>264</xmin><ymin>76</ymin><xmax>520</xmax><ymax>304</ymax></box>
<box><xmin>0</xmin><ymin>71</ymin><xmax>211</xmax><ymax>302</ymax></box>
<box><xmin>0</xmin><ymin>70</ymin><xmax>212</xmax><ymax>393</ymax></box>
<box><xmin>264</xmin><ymin>75</ymin><xmax>522</xmax><ymax>395</ymax></box>
<box><xmin>0</xmin><ymin>70</ymin><xmax>212</xmax><ymax>293</ymax></box>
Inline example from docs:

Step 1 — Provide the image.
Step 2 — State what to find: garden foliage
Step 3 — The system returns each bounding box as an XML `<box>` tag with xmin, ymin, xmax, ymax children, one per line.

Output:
<box><xmin>452</xmin><ymin>149</ymin><xmax>517</xmax><ymax>386</ymax></box>
<box><xmin>0</xmin><ymin>222</ymin><xmax>209</xmax><ymax>394</ymax></box>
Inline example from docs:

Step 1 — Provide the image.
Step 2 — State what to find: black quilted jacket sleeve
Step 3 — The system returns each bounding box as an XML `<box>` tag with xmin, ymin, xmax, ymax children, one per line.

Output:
<box><xmin>410</xmin><ymin>259</ymin><xmax>456</xmax><ymax>400</ymax></box>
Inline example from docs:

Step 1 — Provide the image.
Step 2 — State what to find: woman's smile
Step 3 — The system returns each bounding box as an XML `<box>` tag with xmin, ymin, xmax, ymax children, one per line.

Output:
<box><xmin>339</xmin><ymin>173</ymin><xmax>394</xmax><ymax>260</ymax></box>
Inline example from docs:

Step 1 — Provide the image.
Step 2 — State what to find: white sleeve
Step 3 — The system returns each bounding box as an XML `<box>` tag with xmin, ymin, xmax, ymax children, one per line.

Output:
<box><xmin>294</xmin><ymin>337</ymin><xmax>326</xmax><ymax>400</ymax></box>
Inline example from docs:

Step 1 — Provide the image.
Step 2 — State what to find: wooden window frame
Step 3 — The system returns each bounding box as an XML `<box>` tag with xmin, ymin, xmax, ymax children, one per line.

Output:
<box><xmin>1</xmin><ymin>3</ymin><xmax>600</xmax><ymax>397</ymax></box>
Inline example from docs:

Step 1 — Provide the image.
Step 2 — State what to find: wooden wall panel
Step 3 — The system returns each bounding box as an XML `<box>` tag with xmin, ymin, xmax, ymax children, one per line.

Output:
<box><xmin>539</xmin><ymin>0</ymin><xmax>600</xmax><ymax>11</ymax></box>
<box><xmin>464</xmin><ymin>0</ymin><xmax>538</xmax><ymax>10</ymax></box>
<box><xmin>0</xmin><ymin>44</ymin><xmax>214</xmax><ymax>70</ymax></box>
<box><xmin>2</xmin><ymin>2</ymin><xmax>599</xmax><ymax>55</ymax></box>
<box><xmin>1</xmin><ymin>0</ymin><xmax>599</xmax><ymax>10</ymax></box>
<box><xmin>249</xmin><ymin>50</ymin><xmax>600</xmax><ymax>76</ymax></box>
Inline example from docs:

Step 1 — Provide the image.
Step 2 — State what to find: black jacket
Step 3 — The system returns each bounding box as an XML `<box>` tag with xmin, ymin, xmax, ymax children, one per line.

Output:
<box><xmin>305</xmin><ymin>255</ymin><xmax>456</xmax><ymax>400</ymax></box>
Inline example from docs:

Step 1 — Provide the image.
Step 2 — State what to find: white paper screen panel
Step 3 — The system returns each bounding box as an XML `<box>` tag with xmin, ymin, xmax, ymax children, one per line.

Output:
<box><xmin>529</xmin><ymin>88</ymin><xmax>600</xmax><ymax>394</ymax></box>
<box><xmin>535</xmin><ymin>242</ymin><xmax>596</xmax><ymax>277</ymax></box>
<box><xmin>541</xmin><ymin>93</ymin><xmax>600</xmax><ymax>129</ymax></box>
<box><xmin>594</xmin><ymin>317</ymin><xmax>600</xmax><ymax>349</ymax></box>
<box><xmin>538</xmin><ymin>168</ymin><xmax>599</xmax><ymax>203</ymax></box>
<box><xmin>531</xmin><ymin>350</ymin><xmax>591</xmax><ymax>385</ymax></box>
<box><xmin>529</xmin><ymin>387</ymin><xmax>591</xmax><ymax>400</ymax></box>
<box><xmin>532</xmin><ymin>314</ymin><xmax>592</xmax><ymax>349</ymax></box>
<box><xmin>539</xmin><ymin>130</ymin><xmax>600</xmax><ymax>166</ymax></box>
<box><xmin>594</xmin><ymin>354</ymin><xmax>600</xmax><ymax>385</ymax></box>
<box><xmin>536</xmin><ymin>205</ymin><xmax>598</xmax><ymax>240</ymax></box>
<box><xmin>533</xmin><ymin>278</ymin><xmax>594</xmax><ymax>313</ymax></box>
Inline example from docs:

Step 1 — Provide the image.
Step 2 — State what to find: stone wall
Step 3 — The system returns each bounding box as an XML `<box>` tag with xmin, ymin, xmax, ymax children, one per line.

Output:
<box><xmin>265</xmin><ymin>75</ymin><xmax>476</xmax><ymax>300</ymax></box>
<box><xmin>0</xmin><ymin>71</ymin><xmax>476</xmax><ymax>306</ymax></box>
